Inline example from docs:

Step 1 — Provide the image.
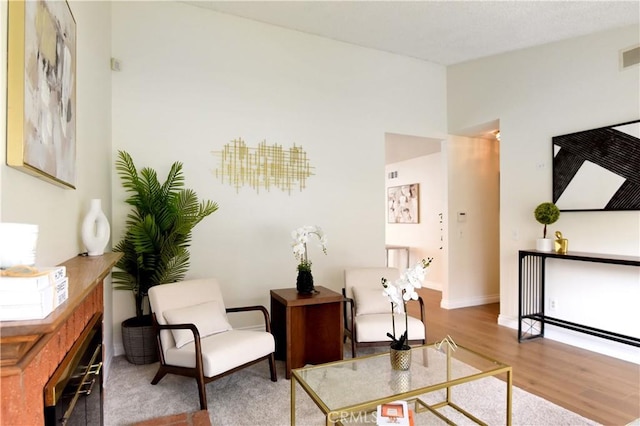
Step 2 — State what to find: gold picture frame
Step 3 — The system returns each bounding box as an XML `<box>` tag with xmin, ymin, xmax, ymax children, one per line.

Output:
<box><xmin>7</xmin><ymin>0</ymin><xmax>77</xmax><ymax>189</ymax></box>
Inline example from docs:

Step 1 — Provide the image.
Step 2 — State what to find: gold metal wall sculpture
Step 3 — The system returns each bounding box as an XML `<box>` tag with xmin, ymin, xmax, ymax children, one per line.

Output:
<box><xmin>212</xmin><ymin>138</ymin><xmax>314</xmax><ymax>194</ymax></box>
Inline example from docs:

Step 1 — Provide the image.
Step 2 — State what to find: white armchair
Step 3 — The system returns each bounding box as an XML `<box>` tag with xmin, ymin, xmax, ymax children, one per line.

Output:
<box><xmin>148</xmin><ymin>278</ymin><xmax>277</xmax><ymax>410</ymax></box>
<box><xmin>343</xmin><ymin>267</ymin><xmax>427</xmax><ymax>358</ymax></box>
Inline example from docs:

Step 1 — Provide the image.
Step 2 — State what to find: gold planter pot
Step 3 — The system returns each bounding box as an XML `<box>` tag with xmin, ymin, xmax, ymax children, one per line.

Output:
<box><xmin>390</xmin><ymin>347</ymin><xmax>411</xmax><ymax>371</ymax></box>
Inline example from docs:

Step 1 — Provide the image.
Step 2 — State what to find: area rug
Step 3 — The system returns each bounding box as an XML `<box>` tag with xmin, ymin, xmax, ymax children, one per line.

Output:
<box><xmin>104</xmin><ymin>353</ymin><xmax>600</xmax><ymax>426</ymax></box>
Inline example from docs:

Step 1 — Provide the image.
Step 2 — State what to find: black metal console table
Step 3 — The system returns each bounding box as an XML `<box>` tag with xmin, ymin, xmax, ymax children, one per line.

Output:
<box><xmin>518</xmin><ymin>249</ymin><xmax>640</xmax><ymax>347</ymax></box>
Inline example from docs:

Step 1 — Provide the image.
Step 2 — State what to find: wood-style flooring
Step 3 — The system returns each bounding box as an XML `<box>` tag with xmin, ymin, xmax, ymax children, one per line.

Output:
<box><xmin>410</xmin><ymin>288</ymin><xmax>639</xmax><ymax>425</ymax></box>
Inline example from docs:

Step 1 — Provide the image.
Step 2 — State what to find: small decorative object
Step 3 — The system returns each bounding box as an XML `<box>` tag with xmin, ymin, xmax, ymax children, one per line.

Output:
<box><xmin>296</xmin><ymin>268</ymin><xmax>314</xmax><ymax>294</ymax></box>
<box><xmin>381</xmin><ymin>258</ymin><xmax>433</xmax><ymax>370</ymax></box>
<box><xmin>81</xmin><ymin>199</ymin><xmax>110</xmax><ymax>256</ymax></box>
<box><xmin>291</xmin><ymin>225</ymin><xmax>327</xmax><ymax>294</ymax></box>
<box><xmin>435</xmin><ymin>334</ymin><xmax>458</xmax><ymax>353</ymax></box>
<box><xmin>389</xmin><ymin>347</ymin><xmax>412</xmax><ymax>371</ymax></box>
<box><xmin>554</xmin><ymin>231</ymin><xmax>569</xmax><ymax>254</ymax></box>
<box><xmin>0</xmin><ymin>223</ymin><xmax>39</xmax><ymax>269</ymax></box>
<box><xmin>534</xmin><ymin>202</ymin><xmax>560</xmax><ymax>252</ymax></box>
<box><xmin>212</xmin><ymin>138</ymin><xmax>315</xmax><ymax>194</ymax></box>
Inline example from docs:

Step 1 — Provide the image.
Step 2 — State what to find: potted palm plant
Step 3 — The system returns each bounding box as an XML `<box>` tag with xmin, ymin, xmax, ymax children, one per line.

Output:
<box><xmin>113</xmin><ymin>150</ymin><xmax>218</xmax><ymax>364</ymax></box>
<box><xmin>534</xmin><ymin>202</ymin><xmax>560</xmax><ymax>252</ymax></box>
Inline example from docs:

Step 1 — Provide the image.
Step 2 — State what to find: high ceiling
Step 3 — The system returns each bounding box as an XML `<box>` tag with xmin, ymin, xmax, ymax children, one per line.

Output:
<box><xmin>182</xmin><ymin>1</ymin><xmax>639</xmax><ymax>164</ymax></box>
<box><xmin>184</xmin><ymin>1</ymin><xmax>639</xmax><ymax>66</ymax></box>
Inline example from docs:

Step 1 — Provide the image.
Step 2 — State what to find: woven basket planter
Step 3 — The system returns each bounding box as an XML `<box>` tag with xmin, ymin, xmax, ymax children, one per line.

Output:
<box><xmin>122</xmin><ymin>314</ymin><xmax>158</xmax><ymax>365</ymax></box>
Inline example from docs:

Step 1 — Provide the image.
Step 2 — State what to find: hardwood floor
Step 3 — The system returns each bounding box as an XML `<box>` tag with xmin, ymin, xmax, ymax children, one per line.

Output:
<box><xmin>410</xmin><ymin>288</ymin><xmax>640</xmax><ymax>425</ymax></box>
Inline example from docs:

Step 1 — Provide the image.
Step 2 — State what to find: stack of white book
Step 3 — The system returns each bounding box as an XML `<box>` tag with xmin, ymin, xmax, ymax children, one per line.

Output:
<box><xmin>0</xmin><ymin>266</ymin><xmax>69</xmax><ymax>321</ymax></box>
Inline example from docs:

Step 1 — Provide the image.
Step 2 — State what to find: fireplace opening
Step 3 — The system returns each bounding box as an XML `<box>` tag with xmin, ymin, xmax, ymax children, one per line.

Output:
<box><xmin>44</xmin><ymin>313</ymin><xmax>103</xmax><ymax>426</ymax></box>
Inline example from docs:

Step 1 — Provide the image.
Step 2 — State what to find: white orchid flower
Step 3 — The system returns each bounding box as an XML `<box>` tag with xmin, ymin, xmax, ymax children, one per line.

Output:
<box><xmin>403</xmin><ymin>288</ymin><xmax>419</xmax><ymax>301</ymax></box>
<box><xmin>382</xmin><ymin>281</ymin><xmax>403</xmax><ymax>310</ymax></box>
<box><xmin>291</xmin><ymin>225</ymin><xmax>328</xmax><ymax>266</ymax></box>
<box><xmin>381</xmin><ymin>258</ymin><xmax>434</xmax><ymax>346</ymax></box>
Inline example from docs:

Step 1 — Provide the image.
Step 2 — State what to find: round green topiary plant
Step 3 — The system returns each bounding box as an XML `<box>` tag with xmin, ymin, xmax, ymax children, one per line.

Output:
<box><xmin>534</xmin><ymin>202</ymin><xmax>560</xmax><ymax>238</ymax></box>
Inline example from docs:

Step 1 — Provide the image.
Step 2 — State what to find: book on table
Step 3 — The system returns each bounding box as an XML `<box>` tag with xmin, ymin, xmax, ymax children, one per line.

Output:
<box><xmin>0</xmin><ymin>266</ymin><xmax>68</xmax><ymax>321</ymax></box>
<box><xmin>376</xmin><ymin>400</ymin><xmax>411</xmax><ymax>425</ymax></box>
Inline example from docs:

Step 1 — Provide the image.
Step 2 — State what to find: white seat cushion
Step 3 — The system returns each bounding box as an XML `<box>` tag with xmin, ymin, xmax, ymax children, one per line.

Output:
<box><xmin>164</xmin><ymin>329</ymin><xmax>275</xmax><ymax>377</ymax></box>
<box><xmin>163</xmin><ymin>300</ymin><xmax>232</xmax><ymax>348</ymax></box>
<box><xmin>355</xmin><ymin>313</ymin><xmax>425</xmax><ymax>343</ymax></box>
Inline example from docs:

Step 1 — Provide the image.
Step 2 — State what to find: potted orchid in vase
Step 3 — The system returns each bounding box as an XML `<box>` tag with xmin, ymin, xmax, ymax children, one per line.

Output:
<box><xmin>291</xmin><ymin>225</ymin><xmax>328</xmax><ymax>294</ymax></box>
<box><xmin>382</xmin><ymin>257</ymin><xmax>433</xmax><ymax>370</ymax></box>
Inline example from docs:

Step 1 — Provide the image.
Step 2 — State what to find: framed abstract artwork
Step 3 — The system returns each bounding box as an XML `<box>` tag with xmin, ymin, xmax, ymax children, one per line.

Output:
<box><xmin>387</xmin><ymin>183</ymin><xmax>419</xmax><ymax>223</ymax></box>
<box><xmin>7</xmin><ymin>0</ymin><xmax>77</xmax><ymax>189</ymax></box>
<box><xmin>552</xmin><ymin>120</ymin><xmax>640</xmax><ymax>211</ymax></box>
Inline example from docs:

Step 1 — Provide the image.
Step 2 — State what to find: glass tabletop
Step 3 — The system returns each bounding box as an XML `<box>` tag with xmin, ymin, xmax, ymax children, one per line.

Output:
<box><xmin>292</xmin><ymin>344</ymin><xmax>510</xmax><ymax>412</ymax></box>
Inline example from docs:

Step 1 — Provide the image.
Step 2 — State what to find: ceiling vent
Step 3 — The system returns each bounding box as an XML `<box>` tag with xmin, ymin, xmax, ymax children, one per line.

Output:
<box><xmin>620</xmin><ymin>45</ymin><xmax>640</xmax><ymax>69</ymax></box>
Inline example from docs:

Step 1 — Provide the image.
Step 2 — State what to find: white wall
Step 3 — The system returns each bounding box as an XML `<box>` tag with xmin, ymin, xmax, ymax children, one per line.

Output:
<box><xmin>110</xmin><ymin>1</ymin><xmax>447</xmax><ymax>354</ymax></box>
<box><xmin>0</xmin><ymin>1</ymin><xmax>114</xmax><ymax>362</ymax></box>
<box><xmin>448</xmin><ymin>25</ymin><xmax>640</xmax><ymax>362</ymax></box>
<box><xmin>385</xmin><ymin>153</ymin><xmax>445</xmax><ymax>289</ymax></box>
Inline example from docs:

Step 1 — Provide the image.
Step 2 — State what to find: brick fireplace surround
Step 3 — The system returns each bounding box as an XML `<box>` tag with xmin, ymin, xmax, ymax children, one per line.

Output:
<box><xmin>0</xmin><ymin>253</ymin><xmax>120</xmax><ymax>425</ymax></box>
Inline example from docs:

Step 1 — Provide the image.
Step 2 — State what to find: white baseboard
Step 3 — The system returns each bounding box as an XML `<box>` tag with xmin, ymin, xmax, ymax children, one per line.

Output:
<box><xmin>113</xmin><ymin>342</ymin><xmax>125</xmax><ymax>357</ymax></box>
<box><xmin>440</xmin><ymin>293</ymin><xmax>499</xmax><ymax>309</ymax></box>
<box><xmin>103</xmin><ymin>352</ymin><xmax>114</xmax><ymax>388</ymax></box>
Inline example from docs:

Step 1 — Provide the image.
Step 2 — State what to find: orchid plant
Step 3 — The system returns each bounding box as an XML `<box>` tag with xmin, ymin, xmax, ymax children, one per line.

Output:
<box><xmin>381</xmin><ymin>258</ymin><xmax>433</xmax><ymax>350</ymax></box>
<box><xmin>291</xmin><ymin>225</ymin><xmax>328</xmax><ymax>272</ymax></box>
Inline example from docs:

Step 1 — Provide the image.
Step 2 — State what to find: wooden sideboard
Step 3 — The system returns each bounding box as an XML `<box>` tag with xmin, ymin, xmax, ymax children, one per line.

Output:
<box><xmin>0</xmin><ymin>253</ymin><xmax>120</xmax><ymax>425</ymax></box>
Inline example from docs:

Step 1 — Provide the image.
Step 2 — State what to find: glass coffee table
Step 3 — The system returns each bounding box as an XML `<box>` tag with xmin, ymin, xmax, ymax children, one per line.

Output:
<box><xmin>291</xmin><ymin>344</ymin><xmax>512</xmax><ymax>425</ymax></box>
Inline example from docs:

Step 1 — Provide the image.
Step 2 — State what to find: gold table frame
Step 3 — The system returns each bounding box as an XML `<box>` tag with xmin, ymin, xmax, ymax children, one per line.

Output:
<box><xmin>291</xmin><ymin>344</ymin><xmax>512</xmax><ymax>425</ymax></box>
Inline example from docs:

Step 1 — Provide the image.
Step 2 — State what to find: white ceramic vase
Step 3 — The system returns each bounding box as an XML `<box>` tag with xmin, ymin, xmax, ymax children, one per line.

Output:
<box><xmin>82</xmin><ymin>199</ymin><xmax>110</xmax><ymax>256</ymax></box>
<box><xmin>536</xmin><ymin>238</ymin><xmax>553</xmax><ymax>252</ymax></box>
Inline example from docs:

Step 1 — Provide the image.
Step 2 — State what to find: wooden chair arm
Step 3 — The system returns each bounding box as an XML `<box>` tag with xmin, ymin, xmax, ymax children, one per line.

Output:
<box><xmin>152</xmin><ymin>313</ymin><xmax>202</xmax><ymax>340</ymax></box>
<box><xmin>342</xmin><ymin>293</ymin><xmax>356</xmax><ymax>333</ymax></box>
<box><xmin>342</xmin><ymin>289</ymin><xmax>358</xmax><ymax>357</ymax></box>
<box><xmin>416</xmin><ymin>296</ymin><xmax>426</xmax><ymax>324</ymax></box>
<box><xmin>152</xmin><ymin>313</ymin><xmax>204</xmax><ymax>371</ymax></box>
<box><xmin>155</xmin><ymin>322</ymin><xmax>200</xmax><ymax>336</ymax></box>
<box><xmin>226</xmin><ymin>305</ymin><xmax>272</xmax><ymax>333</ymax></box>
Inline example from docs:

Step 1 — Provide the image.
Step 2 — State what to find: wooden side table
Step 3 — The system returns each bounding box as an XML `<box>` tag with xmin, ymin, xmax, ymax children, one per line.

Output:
<box><xmin>270</xmin><ymin>286</ymin><xmax>344</xmax><ymax>379</ymax></box>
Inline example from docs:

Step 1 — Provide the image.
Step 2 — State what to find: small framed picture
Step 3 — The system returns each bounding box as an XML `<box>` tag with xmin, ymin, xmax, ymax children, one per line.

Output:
<box><xmin>387</xmin><ymin>184</ymin><xmax>419</xmax><ymax>224</ymax></box>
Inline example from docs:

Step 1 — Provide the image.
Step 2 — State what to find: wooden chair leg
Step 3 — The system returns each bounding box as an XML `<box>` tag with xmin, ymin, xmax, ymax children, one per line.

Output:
<box><xmin>150</xmin><ymin>366</ymin><xmax>168</xmax><ymax>385</ymax></box>
<box><xmin>351</xmin><ymin>336</ymin><xmax>357</xmax><ymax>358</ymax></box>
<box><xmin>268</xmin><ymin>353</ymin><xmax>277</xmax><ymax>382</ymax></box>
<box><xmin>196</xmin><ymin>376</ymin><xmax>207</xmax><ymax>410</ymax></box>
